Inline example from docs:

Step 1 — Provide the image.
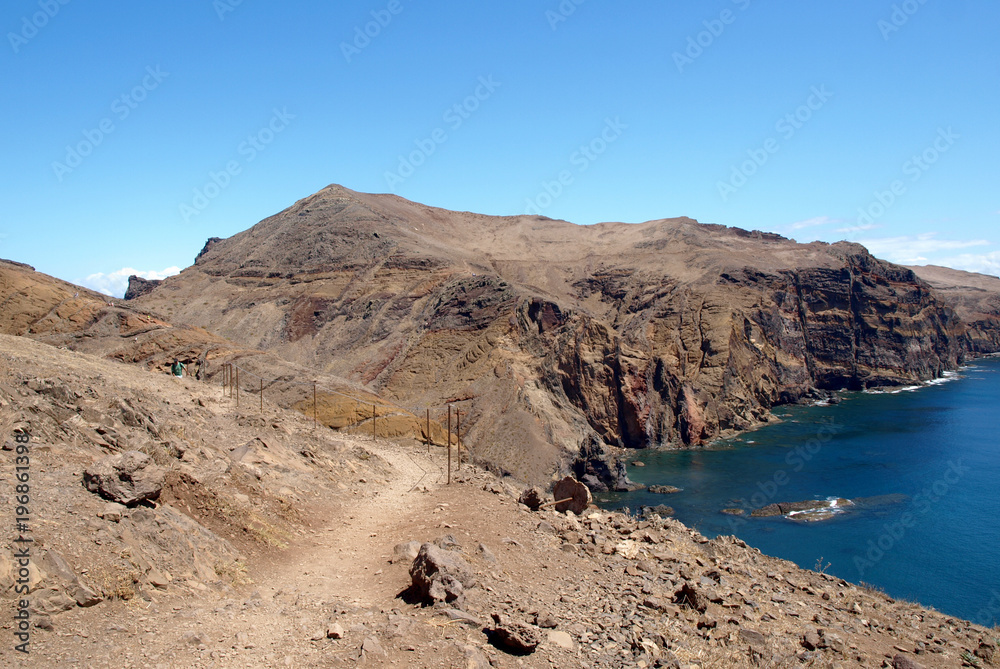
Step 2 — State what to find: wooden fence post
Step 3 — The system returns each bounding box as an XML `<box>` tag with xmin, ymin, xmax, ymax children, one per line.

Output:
<box><xmin>312</xmin><ymin>382</ymin><xmax>317</xmax><ymax>430</ymax></box>
<box><xmin>372</xmin><ymin>403</ymin><xmax>377</xmax><ymax>441</ymax></box>
<box><xmin>259</xmin><ymin>378</ymin><xmax>263</xmax><ymax>413</ymax></box>
<box><xmin>426</xmin><ymin>408</ymin><xmax>430</xmax><ymax>453</ymax></box>
<box><xmin>457</xmin><ymin>410</ymin><xmax>462</xmax><ymax>470</ymax></box>
<box><xmin>235</xmin><ymin>366</ymin><xmax>239</xmax><ymax>408</ymax></box>
<box><xmin>447</xmin><ymin>405</ymin><xmax>452</xmax><ymax>485</ymax></box>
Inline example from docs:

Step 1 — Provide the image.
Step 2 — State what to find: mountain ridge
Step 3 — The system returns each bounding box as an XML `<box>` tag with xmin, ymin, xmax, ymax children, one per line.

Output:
<box><xmin>128</xmin><ymin>185</ymin><xmax>1000</xmax><ymax>486</ymax></box>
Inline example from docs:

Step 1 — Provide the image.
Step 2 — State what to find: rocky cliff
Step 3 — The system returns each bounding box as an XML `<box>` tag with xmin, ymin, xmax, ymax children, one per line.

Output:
<box><xmin>125</xmin><ymin>185</ymin><xmax>999</xmax><ymax>487</ymax></box>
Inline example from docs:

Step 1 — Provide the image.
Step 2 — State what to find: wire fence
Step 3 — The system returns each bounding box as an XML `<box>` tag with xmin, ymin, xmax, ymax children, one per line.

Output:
<box><xmin>214</xmin><ymin>359</ymin><xmax>471</xmax><ymax>483</ymax></box>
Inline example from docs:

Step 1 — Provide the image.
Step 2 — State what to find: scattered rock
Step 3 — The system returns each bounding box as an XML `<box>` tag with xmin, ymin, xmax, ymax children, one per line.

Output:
<box><xmin>433</xmin><ymin>534</ymin><xmax>461</xmax><ymax>550</ymax></box>
<box><xmin>441</xmin><ymin>608</ymin><xmax>481</xmax><ymax>627</ymax></box>
<box><xmin>360</xmin><ymin>636</ymin><xmax>386</xmax><ymax>658</ymax></box>
<box><xmin>182</xmin><ymin>632</ymin><xmax>210</xmax><ymax>647</ymax></box>
<box><xmin>98</xmin><ymin>502</ymin><xmax>125</xmax><ymax>523</ymax></box>
<box><xmin>673</xmin><ymin>583</ymin><xmax>709</xmax><ymax>613</ymax></box>
<box><xmin>518</xmin><ymin>487</ymin><xmax>545</xmax><ymax>511</ymax></box>
<box><xmin>326</xmin><ymin>623</ymin><xmax>345</xmax><ymax>639</ymax></box>
<box><xmin>83</xmin><ymin>450</ymin><xmax>165</xmax><ymax>507</ymax></box>
<box><xmin>534</xmin><ymin>611</ymin><xmax>558</xmax><ymax>628</ymax></box>
<box><xmin>739</xmin><ymin>628</ymin><xmax>766</xmax><ymax>650</ymax></box>
<box><xmin>802</xmin><ymin>630</ymin><xmax>825</xmax><ymax>651</ymax></box>
<box><xmin>547</xmin><ymin>629</ymin><xmax>574</xmax><ymax>650</ymax></box>
<box><xmin>391</xmin><ymin>540</ymin><xmax>422</xmax><ymax>564</ymax></box>
<box><xmin>892</xmin><ymin>654</ymin><xmax>925</xmax><ymax>669</ymax></box>
<box><xmin>490</xmin><ymin>613</ymin><xmax>541</xmax><ymax>654</ymax></box>
<box><xmin>476</xmin><ymin>543</ymin><xmax>497</xmax><ymax>563</ymax></box>
<box><xmin>408</xmin><ymin>543</ymin><xmax>476</xmax><ymax>605</ymax></box>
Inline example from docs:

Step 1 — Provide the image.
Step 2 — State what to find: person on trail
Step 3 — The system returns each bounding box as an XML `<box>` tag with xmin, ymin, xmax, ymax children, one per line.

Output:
<box><xmin>171</xmin><ymin>359</ymin><xmax>186</xmax><ymax>379</ymax></box>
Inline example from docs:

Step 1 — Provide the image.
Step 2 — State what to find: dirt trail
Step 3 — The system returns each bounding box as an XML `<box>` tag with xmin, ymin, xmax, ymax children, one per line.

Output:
<box><xmin>273</xmin><ymin>441</ymin><xmax>447</xmax><ymax>609</ymax></box>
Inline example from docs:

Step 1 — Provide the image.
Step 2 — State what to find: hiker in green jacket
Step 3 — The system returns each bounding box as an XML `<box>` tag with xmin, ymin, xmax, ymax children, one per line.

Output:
<box><xmin>171</xmin><ymin>359</ymin><xmax>186</xmax><ymax>378</ymax></box>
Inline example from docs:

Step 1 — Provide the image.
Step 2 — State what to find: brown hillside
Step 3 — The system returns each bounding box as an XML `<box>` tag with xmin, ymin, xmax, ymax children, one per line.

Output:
<box><xmin>131</xmin><ymin>186</ymin><xmax>1000</xmax><ymax>487</ymax></box>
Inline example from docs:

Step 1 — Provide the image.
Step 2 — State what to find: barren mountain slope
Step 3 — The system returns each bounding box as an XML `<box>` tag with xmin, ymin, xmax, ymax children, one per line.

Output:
<box><xmin>132</xmin><ymin>185</ymin><xmax>993</xmax><ymax>487</ymax></box>
<box><xmin>2</xmin><ymin>334</ymin><xmax>997</xmax><ymax>669</ymax></box>
<box><xmin>0</xmin><ymin>259</ymin><xmax>449</xmax><ymax>446</ymax></box>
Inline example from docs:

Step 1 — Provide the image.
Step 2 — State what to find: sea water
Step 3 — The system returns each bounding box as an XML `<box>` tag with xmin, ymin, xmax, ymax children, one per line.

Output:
<box><xmin>596</xmin><ymin>357</ymin><xmax>1000</xmax><ymax>626</ymax></box>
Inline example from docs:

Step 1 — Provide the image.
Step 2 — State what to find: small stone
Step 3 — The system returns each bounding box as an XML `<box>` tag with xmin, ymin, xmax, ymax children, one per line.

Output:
<box><xmin>391</xmin><ymin>541</ymin><xmax>422</xmax><ymax>564</ymax></box>
<box><xmin>182</xmin><ymin>632</ymin><xmax>210</xmax><ymax>647</ymax></box>
<box><xmin>547</xmin><ymin>630</ymin><xmax>575</xmax><ymax>650</ymax></box>
<box><xmin>490</xmin><ymin>614</ymin><xmax>541</xmax><ymax>654</ymax></box>
<box><xmin>326</xmin><ymin>623</ymin><xmax>345</xmax><ymax>639</ymax></box>
<box><xmin>534</xmin><ymin>612</ymin><xmax>558</xmax><ymax>628</ymax></box>
<box><xmin>476</xmin><ymin>543</ymin><xmax>497</xmax><ymax>563</ymax></box>
<box><xmin>98</xmin><ymin>502</ymin><xmax>125</xmax><ymax>523</ymax></box>
<box><xmin>892</xmin><ymin>654</ymin><xmax>925</xmax><ymax>669</ymax></box>
<box><xmin>518</xmin><ymin>487</ymin><xmax>545</xmax><ymax>511</ymax></box>
<box><xmin>34</xmin><ymin>616</ymin><xmax>53</xmax><ymax>631</ymax></box>
<box><xmin>360</xmin><ymin>636</ymin><xmax>386</xmax><ymax>658</ymax></box>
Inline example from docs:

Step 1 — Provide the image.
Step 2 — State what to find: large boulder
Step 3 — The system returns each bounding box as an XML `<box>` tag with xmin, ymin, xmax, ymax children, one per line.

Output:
<box><xmin>83</xmin><ymin>450</ymin><xmax>165</xmax><ymax>507</ymax></box>
<box><xmin>409</xmin><ymin>543</ymin><xmax>476</xmax><ymax>605</ymax></box>
<box><xmin>552</xmin><ymin>477</ymin><xmax>592</xmax><ymax>515</ymax></box>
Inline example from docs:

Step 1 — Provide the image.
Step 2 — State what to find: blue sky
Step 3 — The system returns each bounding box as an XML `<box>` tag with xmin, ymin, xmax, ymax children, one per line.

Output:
<box><xmin>2</xmin><ymin>1</ymin><xmax>998</xmax><ymax>296</ymax></box>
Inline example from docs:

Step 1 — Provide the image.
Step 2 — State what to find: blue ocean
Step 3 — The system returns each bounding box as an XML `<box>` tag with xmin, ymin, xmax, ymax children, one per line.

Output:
<box><xmin>596</xmin><ymin>357</ymin><xmax>1000</xmax><ymax>626</ymax></box>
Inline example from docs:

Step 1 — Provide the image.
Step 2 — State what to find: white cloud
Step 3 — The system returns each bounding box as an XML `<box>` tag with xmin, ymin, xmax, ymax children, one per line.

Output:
<box><xmin>79</xmin><ymin>266</ymin><xmax>181</xmax><ymax>298</ymax></box>
<box><xmin>933</xmin><ymin>252</ymin><xmax>1000</xmax><ymax>278</ymax></box>
<box><xmin>837</xmin><ymin>223</ymin><xmax>880</xmax><ymax>234</ymax></box>
<box><xmin>855</xmin><ymin>232</ymin><xmax>991</xmax><ymax>266</ymax></box>
<box><xmin>788</xmin><ymin>215</ymin><xmax>839</xmax><ymax>230</ymax></box>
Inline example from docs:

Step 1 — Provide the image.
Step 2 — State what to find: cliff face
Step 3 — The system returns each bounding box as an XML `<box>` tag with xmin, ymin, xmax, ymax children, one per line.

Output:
<box><xmin>130</xmin><ymin>186</ymin><xmax>988</xmax><ymax>485</ymax></box>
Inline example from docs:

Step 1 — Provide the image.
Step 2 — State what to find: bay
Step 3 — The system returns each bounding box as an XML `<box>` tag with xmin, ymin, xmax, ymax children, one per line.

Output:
<box><xmin>596</xmin><ymin>357</ymin><xmax>1000</xmax><ymax>626</ymax></box>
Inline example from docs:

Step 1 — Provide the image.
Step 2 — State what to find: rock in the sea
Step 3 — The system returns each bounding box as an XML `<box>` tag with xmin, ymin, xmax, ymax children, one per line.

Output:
<box><xmin>409</xmin><ymin>543</ymin><xmax>476</xmax><ymax>605</ymax></box>
<box><xmin>641</xmin><ymin>504</ymin><xmax>674</xmax><ymax>519</ymax></box>
<box><xmin>552</xmin><ymin>476</ymin><xmax>591</xmax><ymax>515</ymax></box>
<box><xmin>750</xmin><ymin>499</ymin><xmax>851</xmax><ymax>520</ymax></box>
<box><xmin>83</xmin><ymin>450</ymin><xmax>165</xmax><ymax>507</ymax></box>
<box><xmin>649</xmin><ymin>485</ymin><xmax>681</xmax><ymax>494</ymax></box>
<box><xmin>721</xmin><ymin>508</ymin><xmax>745</xmax><ymax>516</ymax></box>
<box><xmin>518</xmin><ymin>487</ymin><xmax>545</xmax><ymax>511</ymax></box>
<box><xmin>490</xmin><ymin>613</ymin><xmax>542</xmax><ymax>653</ymax></box>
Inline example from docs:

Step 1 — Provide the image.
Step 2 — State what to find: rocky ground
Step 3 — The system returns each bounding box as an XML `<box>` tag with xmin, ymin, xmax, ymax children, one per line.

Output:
<box><xmin>2</xmin><ymin>334</ymin><xmax>998</xmax><ymax>668</ymax></box>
